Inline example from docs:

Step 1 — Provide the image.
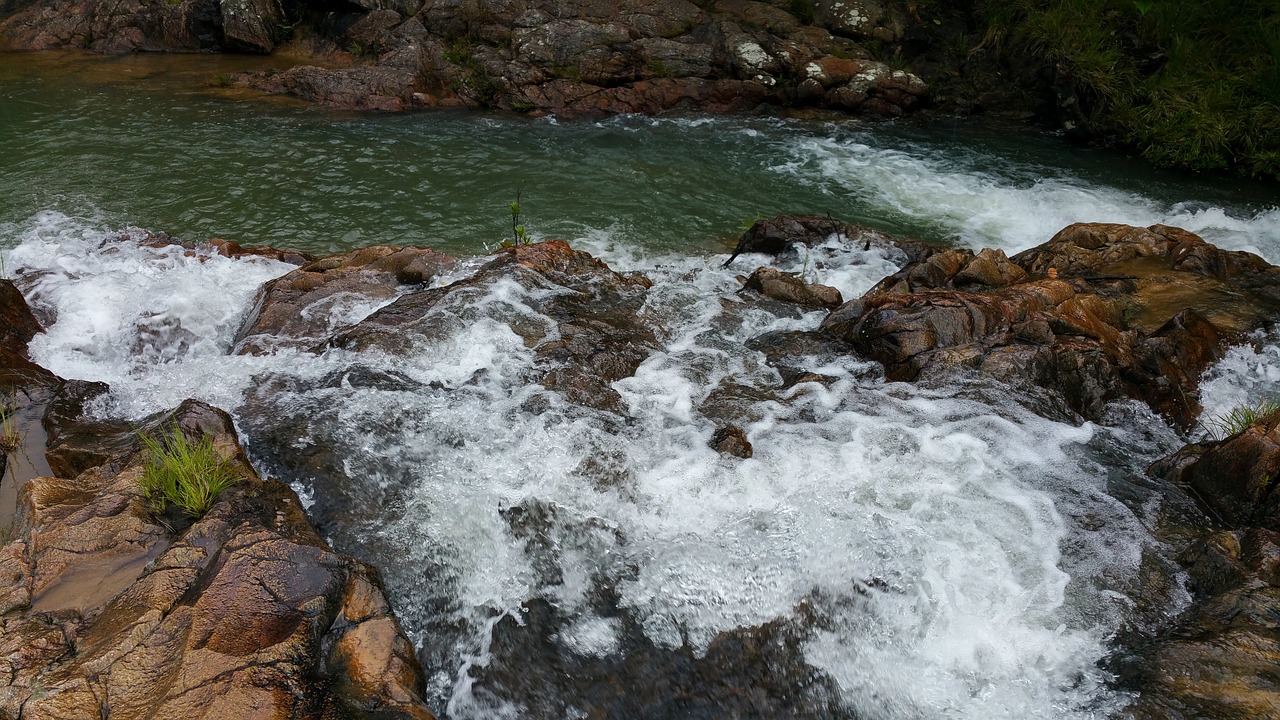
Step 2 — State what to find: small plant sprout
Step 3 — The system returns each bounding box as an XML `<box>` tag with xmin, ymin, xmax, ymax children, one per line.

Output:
<box><xmin>0</xmin><ymin>392</ymin><xmax>19</xmax><ymax>456</ymax></box>
<box><xmin>508</xmin><ymin>189</ymin><xmax>530</xmax><ymax>246</ymax></box>
<box><xmin>139</xmin><ymin>424</ymin><xmax>240</xmax><ymax>518</ymax></box>
<box><xmin>1202</xmin><ymin>395</ymin><xmax>1280</xmax><ymax>442</ymax></box>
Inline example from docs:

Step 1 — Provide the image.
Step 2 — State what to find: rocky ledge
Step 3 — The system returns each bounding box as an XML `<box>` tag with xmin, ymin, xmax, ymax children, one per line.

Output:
<box><xmin>5</xmin><ymin>214</ymin><xmax>1280</xmax><ymax>717</ymax></box>
<box><xmin>0</xmin><ymin>0</ymin><xmax>929</xmax><ymax>115</ymax></box>
<box><xmin>0</xmin><ymin>279</ymin><xmax>434</xmax><ymax>719</ymax></box>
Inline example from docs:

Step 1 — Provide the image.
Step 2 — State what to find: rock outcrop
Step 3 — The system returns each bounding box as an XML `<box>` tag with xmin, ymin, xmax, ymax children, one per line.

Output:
<box><xmin>233</xmin><ymin>244</ymin><xmax>457</xmax><ymax>355</ymax></box>
<box><xmin>817</xmin><ymin>222</ymin><xmax>1280</xmax><ymax>427</ymax></box>
<box><xmin>0</xmin><ymin>280</ymin><xmax>435</xmax><ymax>719</ymax></box>
<box><xmin>1127</xmin><ymin>413</ymin><xmax>1280</xmax><ymax>718</ymax></box>
<box><xmin>0</xmin><ymin>0</ymin><xmax>929</xmax><ymax>116</ymax></box>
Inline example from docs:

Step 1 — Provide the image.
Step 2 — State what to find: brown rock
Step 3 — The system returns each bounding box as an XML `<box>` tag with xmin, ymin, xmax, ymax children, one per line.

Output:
<box><xmin>825</xmin><ymin>222</ymin><xmax>1280</xmax><ymax>427</ymax></box>
<box><xmin>233</xmin><ymin>244</ymin><xmax>457</xmax><ymax>355</ymax></box>
<box><xmin>331</xmin><ymin>240</ymin><xmax>656</xmax><ymax>414</ymax></box>
<box><xmin>743</xmin><ymin>266</ymin><xmax>842</xmax><ymax>309</ymax></box>
<box><xmin>0</xmin><ymin>399</ymin><xmax>435</xmax><ymax>719</ymax></box>
<box><xmin>710</xmin><ymin>424</ymin><xmax>753</xmax><ymax>458</ymax></box>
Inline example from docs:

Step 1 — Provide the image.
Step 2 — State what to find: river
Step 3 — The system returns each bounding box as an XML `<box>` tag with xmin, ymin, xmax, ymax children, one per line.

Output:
<box><xmin>3</xmin><ymin>51</ymin><xmax>1280</xmax><ymax>718</ymax></box>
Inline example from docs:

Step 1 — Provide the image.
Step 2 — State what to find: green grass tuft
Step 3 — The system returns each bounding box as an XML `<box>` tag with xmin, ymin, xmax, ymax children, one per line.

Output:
<box><xmin>139</xmin><ymin>425</ymin><xmax>239</xmax><ymax>518</ymax></box>
<box><xmin>1202</xmin><ymin>396</ymin><xmax>1280</xmax><ymax>441</ymax></box>
<box><xmin>0</xmin><ymin>394</ymin><xmax>19</xmax><ymax>456</ymax></box>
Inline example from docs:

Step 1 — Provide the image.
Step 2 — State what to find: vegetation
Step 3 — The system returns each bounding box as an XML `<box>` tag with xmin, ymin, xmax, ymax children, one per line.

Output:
<box><xmin>971</xmin><ymin>0</ymin><xmax>1280</xmax><ymax>178</ymax></box>
<box><xmin>0</xmin><ymin>393</ymin><xmax>19</xmax><ymax>456</ymax></box>
<box><xmin>1202</xmin><ymin>395</ymin><xmax>1280</xmax><ymax>441</ymax></box>
<box><xmin>508</xmin><ymin>190</ymin><xmax>530</xmax><ymax>245</ymax></box>
<box><xmin>139</xmin><ymin>425</ymin><xmax>239</xmax><ymax>518</ymax></box>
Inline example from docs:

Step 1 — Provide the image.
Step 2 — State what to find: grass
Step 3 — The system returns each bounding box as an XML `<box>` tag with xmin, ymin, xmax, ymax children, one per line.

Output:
<box><xmin>139</xmin><ymin>425</ymin><xmax>239</xmax><ymax>518</ymax></box>
<box><xmin>0</xmin><ymin>394</ymin><xmax>18</xmax><ymax>456</ymax></box>
<box><xmin>969</xmin><ymin>0</ymin><xmax>1280</xmax><ymax>178</ymax></box>
<box><xmin>1202</xmin><ymin>396</ymin><xmax>1280</xmax><ymax>441</ymax></box>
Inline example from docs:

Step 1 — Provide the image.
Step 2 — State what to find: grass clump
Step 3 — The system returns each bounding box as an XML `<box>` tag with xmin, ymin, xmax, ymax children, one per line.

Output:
<box><xmin>0</xmin><ymin>395</ymin><xmax>19</xmax><ymax>456</ymax></box>
<box><xmin>139</xmin><ymin>425</ymin><xmax>239</xmax><ymax>518</ymax></box>
<box><xmin>1202</xmin><ymin>395</ymin><xmax>1280</xmax><ymax>441</ymax></box>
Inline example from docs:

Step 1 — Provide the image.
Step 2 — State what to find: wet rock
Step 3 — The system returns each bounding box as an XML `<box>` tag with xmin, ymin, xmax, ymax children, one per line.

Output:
<box><xmin>724</xmin><ymin>213</ymin><xmax>921</xmax><ymax>268</ymax></box>
<box><xmin>233</xmin><ymin>244</ymin><xmax>457</xmax><ymax>355</ymax></box>
<box><xmin>743</xmin><ymin>266</ymin><xmax>843</xmax><ymax>309</ymax></box>
<box><xmin>207</xmin><ymin>237</ymin><xmax>314</xmax><ymax>266</ymax></box>
<box><xmin>468</xmin><ymin>597</ymin><xmax>846</xmax><ymax>719</ymax></box>
<box><xmin>1126</xmin><ymin>424</ymin><xmax>1280</xmax><ymax>718</ymax></box>
<box><xmin>331</xmin><ymin>240</ymin><xmax>657</xmax><ymax>414</ymax></box>
<box><xmin>822</xmin><ymin>222</ymin><xmax>1280</xmax><ymax>427</ymax></box>
<box><xmin>710</xmin><ymin>424</ymin><xmax>753</xmax><ymax>458</ymax></box>
<box><xmin>3</xmin><ymin>0</ymin><xmax>929</xmax><ymax>117</ymax></box>
<box><xmin>0</xmin><ymin>398</ymin><xmax>436</xmax><ymax>719</ymax></box>
<box><xmin>0</xmin><ymin>278</ymin><xmax>53</xmax><ymax>382</ymax></box>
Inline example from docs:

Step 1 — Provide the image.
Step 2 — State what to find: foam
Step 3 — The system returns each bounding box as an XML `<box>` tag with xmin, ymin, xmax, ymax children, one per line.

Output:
<box><xmin>3</xmin><ymin>212</ymin><xmax>1181</xmax><ymax>719</ymax></box>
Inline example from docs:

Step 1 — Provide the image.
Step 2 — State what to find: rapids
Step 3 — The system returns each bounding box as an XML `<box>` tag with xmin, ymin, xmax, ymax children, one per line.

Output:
<box><xmin>3</xmin><ymin>54</ymin><xmax>1280</xmax><ymax>718</ymax></box>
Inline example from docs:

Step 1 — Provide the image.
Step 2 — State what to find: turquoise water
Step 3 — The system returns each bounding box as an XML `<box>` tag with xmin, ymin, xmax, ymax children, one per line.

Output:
<box><xmin>3</xmin><ymin>51</ymin><xmax>1276</xmax><ymax>259</ymax></box>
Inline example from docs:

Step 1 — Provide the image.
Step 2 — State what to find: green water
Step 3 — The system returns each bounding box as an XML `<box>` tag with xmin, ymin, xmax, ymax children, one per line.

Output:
<box><xmin>2</xmin><ymin>51</ymin><xmax>1277</xmax><ymax>259</ymax></box>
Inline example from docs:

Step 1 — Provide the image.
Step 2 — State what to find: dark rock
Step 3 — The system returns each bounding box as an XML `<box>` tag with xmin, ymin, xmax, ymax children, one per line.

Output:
<box><xmin>220</xmin><ymin>0</ymin><xmax>284</xmax><ymax>53</ymax></box>
<box><xmin>724</xmin><ymin>213</ymin><xmax>916</xmax><ymax>268</ymax></box>
<box><xmin>467</xmin><ymin>597</ymin><xmax>846</xmax><ymax>719</ymax></box>
<box><xmin>710</xmin><ymin>424</ymin><xmax>753</xmax><ymax>458</ymax></box>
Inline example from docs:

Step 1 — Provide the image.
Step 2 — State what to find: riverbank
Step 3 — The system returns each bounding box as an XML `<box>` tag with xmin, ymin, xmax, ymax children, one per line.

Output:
<box><xmin>3</xmin><ymin>0</ymin><xmax>1275</xmax><ymax>179</ymax></box>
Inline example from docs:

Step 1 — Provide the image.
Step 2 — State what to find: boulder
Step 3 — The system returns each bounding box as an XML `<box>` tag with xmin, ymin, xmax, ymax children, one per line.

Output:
<box><xmin>233</xmin><ymin>244</ymin><xmax>457</xmax><ymax>355</ymax></box>
<box><xmin>724</xmin><ymin>213</ymin><xmax>928</xmax><ymax>268</ymax></box>
<box><xmin>0</xmin><ymin>399</ymin><xmax>436</xmax><ymax>719</ymax></box>
<box><xmin>1124</xmin><ymin>416</ymin><xmax>1280</xmax><ymax>717</ymax></box>
<box><xmin>820</xmin><ymin>223</ymin><xmax>1280</xmax><ymax>427</ymax></box>
<box><xmin>329</xmin><ymin>240</ymin><xmax>657</xmax><ymax>414</ymax></box>
<box><xmin>742</xmin><ymin>266</ymin><xmax>842</xmax><ymax>309</ymax></box>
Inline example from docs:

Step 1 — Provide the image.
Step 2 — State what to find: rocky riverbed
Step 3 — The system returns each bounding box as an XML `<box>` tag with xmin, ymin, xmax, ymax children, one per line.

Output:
<box><xmin>3</xmin><ymin>216</ymin><xmax>1279</xmax><ymax>717</ymax></box>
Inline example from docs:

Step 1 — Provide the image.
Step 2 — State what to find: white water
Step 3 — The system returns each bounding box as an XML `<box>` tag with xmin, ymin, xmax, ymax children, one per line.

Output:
<box><xmin>3</xmin><ymin>126</ymin><xmax>1279</xmax><ymax>719</ymax></box>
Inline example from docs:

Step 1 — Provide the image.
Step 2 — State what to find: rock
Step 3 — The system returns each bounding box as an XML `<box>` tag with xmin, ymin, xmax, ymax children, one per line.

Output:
<box><xmin>710</xmin><ymin>424</ymin><xmax>753</xmax><ymax>458</ymax></box>
<box><xmin>2</xmin><ymin>0</ymin><xmax>930</xmax><ymax>118</ymax></box>
<box><xmin>219</xmin><ymin>0</ymin><xmax>284</xmax><ymax>53</ymax></box>
<box><xmin>207</xmin><ymin>238</ymin><xmax>314</xmax><ymax>266</ymax></box>
<box><xmin>466</xmin><ymin>597</ymin><xmax>845</xmax><ymax>719</ymax></box>
<box><xmin>742</xmin><ymin>266</ymin><xmax>842</xmax><ymax>309</ymax></box>
<box><xmin>0</xmin><ymin>398</ymin><xmax>436</xmax><ymax>719</ymax></box>
<box><xmin>233</xmin><ymin>244</ymin><xmax>457</xmax><ymax>355</ymax></box>
<box><xmin>1124</xmin><ymin>421</ymin><xmax>1280</xmax><ymax>717</ymax></box>
<box><xmin>330</xmin><ymin>240</ymin><xmax>657</xmax><ymax>414</ymax></box>
<box><xmin>724</xmin><ymin>214</ymin><xmax>916</xmax><ymax>268</ymax></box>
<box><xmin>821</xmin><ymin>222</ymin><xmax>1280</xmax><ymax>427</ymax></box>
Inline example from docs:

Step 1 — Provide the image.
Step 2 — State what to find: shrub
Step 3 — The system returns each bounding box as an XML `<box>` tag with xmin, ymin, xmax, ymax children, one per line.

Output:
<box><xmin>973</xmin><ymin>0</ymin><xmax>1280</xmax><ymax>178</ymax></box>
<box><xmin>139</xmin><ymin>425</ymin><xmax>239</xmax><ymax>518</ymax></box>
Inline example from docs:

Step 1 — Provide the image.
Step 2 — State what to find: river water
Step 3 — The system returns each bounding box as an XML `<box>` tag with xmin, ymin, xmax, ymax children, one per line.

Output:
<box><xmin>3</xmin><ymin>52</ymin><xmax>1280</xmax><ymax>718</ymax></box>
